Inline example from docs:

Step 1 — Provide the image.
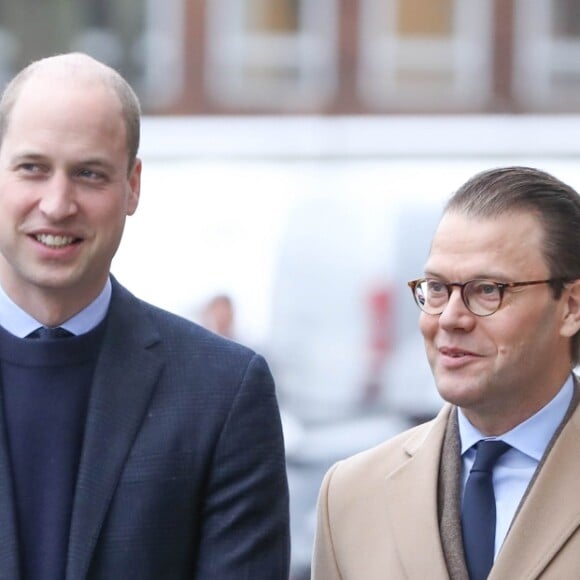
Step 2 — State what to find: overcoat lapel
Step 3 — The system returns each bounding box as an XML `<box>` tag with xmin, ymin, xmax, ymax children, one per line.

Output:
<box><xmin>490</xmin><ymin>402</ymin><xmax>580</xmax><ymax>579</ymax></box>
<box><xmin>382</xmin><ymin>405</ymin><xmax>453</xmax><ymax>580</ymax></box>
<box><xmin>438</xmin><ymin>410</ymin><xmax>469</xmax><ymax>580</ymax></box>
<box><xmin>65</xmin><ymin>283</ymin><xmax>164</xmax><ymax>579</ymax></box>
<box><xmin>0</xmin><ymin>387</ymin><xmax>21</xmax><ymax>577</ymax></box>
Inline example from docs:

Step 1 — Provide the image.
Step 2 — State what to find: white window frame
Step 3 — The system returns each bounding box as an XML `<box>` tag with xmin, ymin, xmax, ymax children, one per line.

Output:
<box><xmin>141</xmin><ymin>0</ymin><xmax>185</xmax><ymax>108</ymax></box>
<box><xmin>514</xmin><ymin>0</ymin><xmax>580</xmax><ymax>110</ymax></box>
<box><xmin>70</xmin><ymin>0</ymin><xmax>185</xmax><ymax>109</ymax></box>
<box><xmin>205</xmin><ymin>0</ymin><xmax>338</xmax><ymax>110</ymax></box>
<box><xmin>358</xmin><ymin>0</ymin><xmax>493</xmax><ymax>110</ymax></box>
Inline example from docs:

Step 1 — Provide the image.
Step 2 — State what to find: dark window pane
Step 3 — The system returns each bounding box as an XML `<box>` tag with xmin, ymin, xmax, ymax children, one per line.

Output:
<box><xmin>553</xmin><ymin>0</ymin><xmax>580</xmax><ymax>37</ymax></box>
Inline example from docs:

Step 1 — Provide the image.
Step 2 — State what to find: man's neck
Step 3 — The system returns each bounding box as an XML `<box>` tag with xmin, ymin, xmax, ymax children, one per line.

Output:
<box><xmin>0</xmin><ymin>277</ymin><xmax>112</xmax><ymax>336</ymax></box>
<box><xmin>0</xmin><ymin>280</ymin><xmax>107</xmax><ymax>327</ymax></box>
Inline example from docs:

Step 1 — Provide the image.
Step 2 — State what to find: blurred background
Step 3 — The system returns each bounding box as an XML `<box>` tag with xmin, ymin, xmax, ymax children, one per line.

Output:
<box><xmin>5</xmin><ymin>1</ymin><xmax>580</xmax><ymax>578</ymax></box>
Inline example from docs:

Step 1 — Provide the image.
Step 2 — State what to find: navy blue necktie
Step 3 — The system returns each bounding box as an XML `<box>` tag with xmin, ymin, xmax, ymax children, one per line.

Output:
<box><xmin>461</xmin><ymin>440</ymin><xmax>510</xmax><ymax>580</ymax></box>
<box><xmin>26</xmin><ymin>327</ymin><xmax>74</xmax><ymax>339</ymax></box>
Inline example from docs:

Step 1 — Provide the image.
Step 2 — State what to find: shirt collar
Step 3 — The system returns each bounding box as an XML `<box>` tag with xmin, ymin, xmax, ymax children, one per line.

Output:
<box><xmin>458</xmin><ymin>374</ymin><xmax>574</xmax><ymax>462</ymax></box>
<box><xmin>0</xmin><ymin>278</ymin><xmax>112</xmax><ymax>337</ymax></box>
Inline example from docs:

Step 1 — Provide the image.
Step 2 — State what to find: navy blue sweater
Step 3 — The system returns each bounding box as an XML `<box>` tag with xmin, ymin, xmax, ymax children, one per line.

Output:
<box><xmin>0</xmin><ymin>323</ymin><xmax>106</xmax><ymax>580</ymax></box>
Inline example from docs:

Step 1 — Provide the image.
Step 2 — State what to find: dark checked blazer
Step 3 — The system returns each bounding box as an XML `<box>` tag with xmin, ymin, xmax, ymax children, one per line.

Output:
<box><xmin>0</xmin><ymin>277</ymin><xmax>290</xmax><ymax>579</ymax></box>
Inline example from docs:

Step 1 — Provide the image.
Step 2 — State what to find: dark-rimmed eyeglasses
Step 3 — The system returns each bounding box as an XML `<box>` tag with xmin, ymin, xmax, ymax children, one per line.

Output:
<box><xmin>408</xmin><ymin>278</ymin><xmax>568</xmax><ymax>317</ymax></box>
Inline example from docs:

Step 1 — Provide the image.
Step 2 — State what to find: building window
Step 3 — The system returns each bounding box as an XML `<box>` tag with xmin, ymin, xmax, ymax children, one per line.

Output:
<box><xmin>514</xmin><ymin>0</ymin><xmax>580</xmax><ymax>110</ymax></box>
<box><xmin>205</xmin><ymin>0</ymin><xmax>338</xmax><ymax>111</ymax></box>
<box><xmin>139</xmin><ymin>0</ymin><xmax>184</xmax><ymax>109</ymax></box>
<box><xmin>70</xmin><ymin>0</ymin><xmax>183</xmax><ymax>110</ymax></box>
<box><xmin>358</xmin><ymin>0</ymin><xmax>493</xmax><ymax>111</ymax></box>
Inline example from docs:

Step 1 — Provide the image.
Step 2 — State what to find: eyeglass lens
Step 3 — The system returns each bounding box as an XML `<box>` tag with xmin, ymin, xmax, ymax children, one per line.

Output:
<box><xmin>415</xmin><ymin>279</ymin><xmax>502</xmax><ymax>316</ymax></box>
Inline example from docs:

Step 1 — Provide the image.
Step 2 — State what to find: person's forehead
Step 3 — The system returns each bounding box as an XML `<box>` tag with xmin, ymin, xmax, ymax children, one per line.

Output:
<box><xmin>0</xmin><ymin>77</ymin><xmax>129</xmax><ymax>175</ymax></box>
<box><xmin>5</xmin><ymin>74</ymin><xmax>124</xmax><ymax>138</ymax></box>
<box><xmin>26</xmin><ymin>56</ymin><xmax>110</xmax><ymax>86</ymax></box>
<box><xmin>18</xmin><ymin>69</ymin><xmax>115</xmax><ymax>105</ymax></box>
<box><xmin>425</xmin><ymin>210</ymin><xmax>548</xmax><ymax>277</ymax></box>
<box><xmin>435</xmin><ymin>209</ymin><xmax>543</xmax><ymax>240</ymax></box>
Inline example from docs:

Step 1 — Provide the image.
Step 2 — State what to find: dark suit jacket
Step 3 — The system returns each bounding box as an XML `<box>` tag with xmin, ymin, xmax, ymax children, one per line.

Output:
<box><xmin>0</xmin><ymin>278</ymin><xmax>290</xmax><ymax>579</ymax></box>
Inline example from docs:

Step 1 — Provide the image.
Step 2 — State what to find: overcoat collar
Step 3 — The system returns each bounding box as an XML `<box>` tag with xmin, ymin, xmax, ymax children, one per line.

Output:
<box><xmin>490</xmin><ymin>392</ymin><xmax>580</xmax><ymax>578</ymax></box>
<box><xmin>382</xmin><ymin>404</ymin><xmax>453</xmax><ymax>580</ymax></box>
<box><xmin>382</xmin><ymin>385</ymin><xmax>580</xmax><ymax>579</ymax></box>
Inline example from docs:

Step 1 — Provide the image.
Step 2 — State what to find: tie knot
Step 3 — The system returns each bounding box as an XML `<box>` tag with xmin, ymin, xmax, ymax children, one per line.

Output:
<box><xmin>471</xmin><ymin>440</ymin><xmax>510</xmax><ymax>473</ymax></box>
<box><xmin>26</xmin><ymin>326</ymin><xmax>74</xmax><ymax>340</ymax></box>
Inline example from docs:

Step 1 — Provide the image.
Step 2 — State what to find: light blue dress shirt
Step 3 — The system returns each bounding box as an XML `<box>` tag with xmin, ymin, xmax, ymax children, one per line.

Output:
<box><xmin>458</xmin><ymin>374</ymin><xmax>574</xmax><ymax>560</ymax></box>
<box><xmin>0</xmin><ymin>278</ymin><xmax>112</xmax><ymax>337</ymax></box>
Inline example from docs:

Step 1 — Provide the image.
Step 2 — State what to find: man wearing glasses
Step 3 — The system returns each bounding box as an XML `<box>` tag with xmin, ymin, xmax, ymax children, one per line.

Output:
<box><xmin>312</xmin><ymin>166</ymin><xmax>580</xmax><ymax>579</ymax></box>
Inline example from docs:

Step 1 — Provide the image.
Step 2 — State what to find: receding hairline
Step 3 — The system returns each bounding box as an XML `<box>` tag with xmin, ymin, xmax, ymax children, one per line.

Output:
<box><xmin>0</xmin><ymin>52</ymin><xmax>141</xmax><ymax>171</ymax></box>
<box><xmin>23</xmin><ymin>52</ymin><xmax>118</xmax><ymax>82</ymax></box>
<box><xmin>2</xmin><ymin>52</ymin><xmax>124</xmax><ymax>112</ymax></box>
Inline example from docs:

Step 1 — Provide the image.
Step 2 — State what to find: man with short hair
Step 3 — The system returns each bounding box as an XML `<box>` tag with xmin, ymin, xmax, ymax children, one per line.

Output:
<box><xmin>0</xmin><ymin>52</ymin><xmax>289</xmax><ymax>579</ymax></box>
<box><xmin>312</xmin><ymin>166</ymin><xmax>580</xmax><ymax>579</ymax></box>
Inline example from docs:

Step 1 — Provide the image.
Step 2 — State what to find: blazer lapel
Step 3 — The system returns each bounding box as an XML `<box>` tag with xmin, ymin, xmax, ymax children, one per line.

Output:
<box><xmin>66</xmin><ymin>283</ymin><xmax>164</xmax><ymax>580</ymax></box>
<box><xmin>491</xmin><ymin>400</ymin><xmax>580</xmax><ymax>579</ymax></box>
<box><xmin>382</xmin><ymin>405</ymin><xmax>453</xmax><ymax>579</ymax></box>
<box><xmin>0</xmin><ymin>387</ymin><xmax>21</xmax><ymax>577</ymax></box>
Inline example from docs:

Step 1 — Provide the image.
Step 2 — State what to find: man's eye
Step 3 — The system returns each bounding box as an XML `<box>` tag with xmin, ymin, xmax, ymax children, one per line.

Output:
<box><xmin>18</xmin><ymin>163</ymin><xmax>42</xmax><ymax>173</ymax></box>
<box><xmin>78</xmin><ymin>169</ymin><xmax>101</xmax><ymax>179</ymax></box>
<box><xmin>478</xmin><ymin>283</ymin><xmax>498</xmax><ymax>295</ymax></box>
<box><xmin>427</xmin><ymin>281</ymin><xmax>446</xmax><ymax>294</ymax></box>
<box><xmin>471</xmin><ymin>282</ymin><xmax>500</xmax><ymax>299</ymax></box>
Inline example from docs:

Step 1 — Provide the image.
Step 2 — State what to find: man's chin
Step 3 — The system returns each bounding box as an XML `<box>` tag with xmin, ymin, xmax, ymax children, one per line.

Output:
<box><xmin>435</xmin><ymin>378</ymin><xmax>484</xmax><ymax>408</ymax></box>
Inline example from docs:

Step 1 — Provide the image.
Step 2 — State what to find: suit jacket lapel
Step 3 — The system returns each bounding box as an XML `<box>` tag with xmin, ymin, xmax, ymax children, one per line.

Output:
<box><xmin>491</xmin><ymin>388</ymin><xmax>580</xmax><ymax>579</ymax></box>
<box><xmin>0</xmin><ymin>386</ymin><xmax>21</xmax><ymax>577</ymax></box>
<box><xmin>383</xmin><ymin>405</ymin><xmax>453</xmax><ymax>579</ymax></box>
<box><xmin>66</xmin><ymin>282</ymin><xmax>164</xmax><ymax>580</ymax></box>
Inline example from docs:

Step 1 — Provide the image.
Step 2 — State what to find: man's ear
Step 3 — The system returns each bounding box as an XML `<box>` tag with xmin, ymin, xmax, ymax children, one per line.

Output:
<box><xmin>126</xmin><ymin>158</ymin><xmax>141</xmax><ymax>216</ymax></box>
<box><xmin>560</xmin><ymin>279</ymin><xmax>580</xmax><ymax>338</ymax></box>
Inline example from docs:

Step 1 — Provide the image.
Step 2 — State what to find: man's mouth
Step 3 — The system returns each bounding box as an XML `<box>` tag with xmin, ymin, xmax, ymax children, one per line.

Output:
<box><xmin>440</xmin><ymin>347</ymin><xmax>478</xmax><ymax>358</ymax></box>
<box><xmin>34</xmin><ymin>234</ymin><xmax>78</xmax><ymax>248</ymax></box>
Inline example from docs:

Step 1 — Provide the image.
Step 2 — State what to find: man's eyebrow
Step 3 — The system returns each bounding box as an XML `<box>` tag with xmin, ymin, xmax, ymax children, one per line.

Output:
<box><xmin>76</xmin><ymin>158</ymin><xmax>116</xmax><ymax>171</ymax></box>
<box><xmin>10</xmin><ymin>153</ymin><xmax>116</xmax><ymax>172</ymax></box>
<box><xmin>423</xmin><ymin>270</ymin><xmax>511</xmax><ymax>281</ymax></box>
<box><xmin>423</xmin><ymin>269</ymin><xmax>445</xmax><ymax>279</ymax></box>
<box><xmin>10</xmin><ymin>152</ymin><xmax>48</xmax><ymax>162</ymax></box>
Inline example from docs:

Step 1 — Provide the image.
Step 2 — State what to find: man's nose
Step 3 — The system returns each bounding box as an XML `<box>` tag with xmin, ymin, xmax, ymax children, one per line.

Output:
<box><xmin>438</xmin><ymin>287</ymin><xmax>476</xmax><ymax>330</ymax></box>
<box><xmin>38</xmin><ymin>173</ymin><xmax>77</xmax><ymax>219</ymax></box>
